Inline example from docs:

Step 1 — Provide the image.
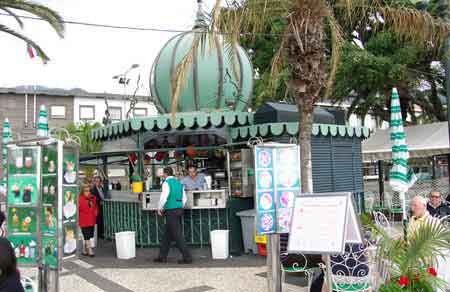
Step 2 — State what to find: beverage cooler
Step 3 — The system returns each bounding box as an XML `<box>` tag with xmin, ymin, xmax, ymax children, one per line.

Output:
<box><xmin>228</xmin><ymin>149</ymin><xmax>255</xmax><ymax>198</ymax></box>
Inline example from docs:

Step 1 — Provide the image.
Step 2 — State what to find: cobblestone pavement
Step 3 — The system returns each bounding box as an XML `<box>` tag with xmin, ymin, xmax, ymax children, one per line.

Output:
<box><xmin>21</xmin><ymin>240</ymin><xmax>309</xmax><ymax>292</ymax></box>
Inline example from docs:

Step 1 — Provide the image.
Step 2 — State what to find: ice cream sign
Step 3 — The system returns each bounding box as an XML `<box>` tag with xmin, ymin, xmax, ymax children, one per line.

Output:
<box><xmin>254</xmin><ymin>144</ymin><xmax>301</xmax><ymax>234</ymax></box>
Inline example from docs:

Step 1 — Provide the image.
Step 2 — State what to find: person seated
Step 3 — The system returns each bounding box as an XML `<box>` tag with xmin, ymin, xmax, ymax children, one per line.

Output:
<box><xmin>427</xmin><ymin>191</ymin><xmax>450</xmax><ymax>218</ymax></box>
<box><xmin>0</xmin><ymin>237</ymin><xmax>25</xmax><ymax>292</ymax></box>
<box><xmin>181</xmin><ymin>165</ymin><xmax>206</xmax><ymax>191</ymax></box>
<box><xmin>409</xmin><ymin>196</ymin><xmax>439</xmax><ymax>238</ymax></box>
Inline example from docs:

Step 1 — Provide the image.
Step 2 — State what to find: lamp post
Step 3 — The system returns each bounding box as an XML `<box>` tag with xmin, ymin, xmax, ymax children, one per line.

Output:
<box><xmin>111</xmin><ymin>64</ymin><xmax>140</xmax><ymax>120</ymax></box>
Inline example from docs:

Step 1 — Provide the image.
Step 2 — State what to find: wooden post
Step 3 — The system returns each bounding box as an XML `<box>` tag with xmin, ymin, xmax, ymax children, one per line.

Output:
<box><xmin>267</xmin><ymin>234</ymin><xmax>281</xmax><ymax>292</ymax></box>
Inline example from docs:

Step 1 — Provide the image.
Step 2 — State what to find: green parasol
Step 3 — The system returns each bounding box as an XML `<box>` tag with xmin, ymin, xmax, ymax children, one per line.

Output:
<box><xmin>2</xmin><ymin>118</ymin><xmax>12</xmax><ymax>197</ymax></box>
<box><xmin>37</xmin><ymin>105</ymin><xmax>49</xmax><ymax>137</ymax></box>
<box><xmin>389</xmin><ymin>88</ymin><xmax>417</xmax><ymax>220</ymax></box>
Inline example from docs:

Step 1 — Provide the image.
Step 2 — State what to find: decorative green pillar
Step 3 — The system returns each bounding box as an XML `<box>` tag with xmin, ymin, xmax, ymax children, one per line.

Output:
<box><xmin>136</xmin><ymin>131</ymin><xmax>144</xmax><ymax>179</ymax></box>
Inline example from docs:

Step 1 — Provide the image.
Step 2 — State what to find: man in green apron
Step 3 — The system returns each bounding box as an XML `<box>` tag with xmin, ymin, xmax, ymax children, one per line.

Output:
<box><xmin>154</xmin><ymin>167</ymin><xmax>192</xmax><ymax>264</ymax></box>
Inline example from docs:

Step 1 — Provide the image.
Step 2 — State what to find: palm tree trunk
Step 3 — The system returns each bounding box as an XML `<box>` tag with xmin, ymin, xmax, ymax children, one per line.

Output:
<box><xmin>297</xmin><ymin>97</ymin><xmax>314</xmax><ymax>193</ymax></box>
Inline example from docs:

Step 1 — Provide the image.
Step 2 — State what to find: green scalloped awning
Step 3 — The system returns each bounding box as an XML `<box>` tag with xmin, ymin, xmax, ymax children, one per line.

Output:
<box><xmin>91</xmin><ymin>111</ymin><xmax>254</xmax><ymax>140</ymax></box>
<box><xmin>230</xmin><ymin>123</ymin><xmax>370</xmax><ymax>140</ymax></box>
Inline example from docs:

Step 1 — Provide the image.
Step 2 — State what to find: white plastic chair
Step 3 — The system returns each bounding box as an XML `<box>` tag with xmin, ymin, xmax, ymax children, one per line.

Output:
<box><xmin>21</xmin><ymin>276</ymin><xmax>36</xmax><ymax>292</ymax></box>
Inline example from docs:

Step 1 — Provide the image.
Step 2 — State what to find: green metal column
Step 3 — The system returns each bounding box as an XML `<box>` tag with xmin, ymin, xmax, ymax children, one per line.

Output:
<box><xmin>136</xmin><ymin>131</ymin><xmax>144</xmax><ymax>179</ymax></box>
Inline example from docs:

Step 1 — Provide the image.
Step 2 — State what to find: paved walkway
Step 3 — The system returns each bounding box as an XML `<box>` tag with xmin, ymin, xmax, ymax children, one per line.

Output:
<box><xmin>21</xmin><ymin>240</ymin><xmax>309</xmax><ymax>292</ymax></box>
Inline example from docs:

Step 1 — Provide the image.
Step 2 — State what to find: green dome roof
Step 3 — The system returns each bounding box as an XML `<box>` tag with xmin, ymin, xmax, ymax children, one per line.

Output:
<box><xmin>150</xmin><ymin>31</ymin><xmax>254</xmax><ymax>113</ymax></box>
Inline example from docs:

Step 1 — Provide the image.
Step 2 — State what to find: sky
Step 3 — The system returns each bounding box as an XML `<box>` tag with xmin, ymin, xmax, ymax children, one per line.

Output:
<box><xmin>0</xmin><ymin>0</ymin><xmax>219</xmax><ymax>95</ymax></box>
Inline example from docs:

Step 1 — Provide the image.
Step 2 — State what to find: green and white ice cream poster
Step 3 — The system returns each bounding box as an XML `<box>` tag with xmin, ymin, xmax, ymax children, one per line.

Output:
<box><xmin>8</xmin><ymin>147</ymin><xmax>38</xmax><ymax>175</ymax></box>
<box><xmin>63</xmin><ymin>149</ymin><xmax>77</xmax><ymax>185</ymax></box>
<box><xmin>7</xmin><ymin>176</ymin><xmax>38</xmax><ymax>205</ymax></box>
<box><xmin>63</xmin><ymin>186</ymin><xmax>78</xmax><ymax>221</ymax></box>
<box><xmin>8</xmin><ymin>235</ymin><xmax>38</xmax><ymax>265</ymax></box>
<box><xmin>63</xmin><ymin>222</ymin><xmax>77</xmax><ymax>256</ymax></box>
<box><xmin>8</xmin><ymin>207</ymin><xmax>37</xmax><ymax>234</ymax></box>
<box><xmin>42</xmin><ymin>176</ymin><xmax>58</xmax><ymax>206</ymax></box>
<box><xmin>42</xmin><ymin>145</ymin><xmax>58</xmax><ymax>175</ymax></box>
<box><xmin>42</xmin><ymin>236</ymin><xmax>58</xmax><ymax>269</ymax></box>
<box><xmin>41</xmin><ymin>206</ymin><xmax>57</xmax><ymax>236</ymax></box>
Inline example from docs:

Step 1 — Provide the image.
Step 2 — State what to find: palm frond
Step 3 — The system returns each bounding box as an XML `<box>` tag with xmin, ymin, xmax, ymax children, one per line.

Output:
<box><xmin>0</xmin><ymin>0</ymin><xmax>65</xmax><ymax>37</ymax></box>
<box><xmin>0</xmin><ymin>23</ymin><xmax>49</xmax><ymax>63</ymax></box>
<box><xmin>324</xmin><ymin>8</ymin><xmax>344</xmax><ymax>99</ymax></box>
<box><xmin>0</xmin><ymin>7</ymin><xmax>23</xmax><ymax>27</ymax></box>
<box><xmin>170</xmin><ymin>33</ymin><xmax>202</xmax><ymax>125</ymax></box>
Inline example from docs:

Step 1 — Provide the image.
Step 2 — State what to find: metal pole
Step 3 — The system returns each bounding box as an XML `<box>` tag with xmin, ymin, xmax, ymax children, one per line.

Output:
<box><xmin>446</xmin><ymin>33</ymin><xmax>450</xmax><ymax>189</ymax></box>
<box><xmin>267</xmin><ymin>234</ymin><xmax>281</xmax><ymax>292</ymax></box>
<box><xmin>377</xmin><ymin>160</ymin><xmax>384</xmax><ymax>206</ymax></box>
<box><xmin>325</xmin><ymin>256</ymin><xmax>333</xmax><ymax>292</ymax></box>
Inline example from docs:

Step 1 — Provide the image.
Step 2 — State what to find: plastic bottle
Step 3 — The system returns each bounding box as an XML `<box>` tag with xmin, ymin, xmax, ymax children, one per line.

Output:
<box><xmin>19</xmin><ymin>242</ymin><xmax>25</xmax><ymax>258</ymax></box>
<box><xmin>29</xmin><ymin>240</ymin><xmax>36</xmax><ymax>259</ymax></box>
<box><xmin>24</xmin><ymin>246</ymin><xmax>30</xmax><ymax>258</ymax></box>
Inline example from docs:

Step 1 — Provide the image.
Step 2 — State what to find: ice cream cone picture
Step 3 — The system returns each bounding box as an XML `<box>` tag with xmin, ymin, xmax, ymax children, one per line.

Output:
<box><xmin>45</xmin><ymin>208</ymin><xmax>54</xmax><ymax>229</ymax></box>
<box><xmin>22</xmin><ymin>216</ymin><xmax>32</xmax><ymax>232</ymax></box>
<box><xmin>11</xmin><ymin>208</ymin><xmax>19</xmax><ymax>227</ymax></box>
<box><xmin>64</xmin><ymin>227</ymin><xmax>76</xmax><ymax>254</ymax></box>
<box><xmin>12</xmin><ymin>184</ymin><xmax>20</xmax><ymax>199</ymax></box>
<box><xmin>64</xmin><ymin>161</ymin><xmax>76</xmax><ymax>183</ymax></box>
<box><xmin>23</xmin><ymin>185</ymin><xmax>32</xmax><ymax>203</ymax></box>
<box><xmin>48</xmin><ymin>160</ymin><xmax>55</xmax><ymax>173</ymax></box>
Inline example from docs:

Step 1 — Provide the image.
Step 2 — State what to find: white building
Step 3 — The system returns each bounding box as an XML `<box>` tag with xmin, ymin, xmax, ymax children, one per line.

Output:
<box><xmin>74</xmin><ymin>94</ymin><xmax>157</xmax><ymax>124</ymax></box>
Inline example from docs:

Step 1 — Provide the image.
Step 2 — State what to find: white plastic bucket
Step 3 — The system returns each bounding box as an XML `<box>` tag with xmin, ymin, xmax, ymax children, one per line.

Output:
<box><xmin>210</xmin><ymin>230</ymin><xmax>229</xmax><ymax>259</ymax></box>
<box><xmin>115</xmin><ymin>231</ymin><xmax>136</xmax><ymax>259</ymax></box>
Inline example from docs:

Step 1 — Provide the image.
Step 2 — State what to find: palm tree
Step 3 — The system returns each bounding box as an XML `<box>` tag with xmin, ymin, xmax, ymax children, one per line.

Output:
<box><xmin>0</xmin><ymin>0</ymin><xmax>64</xmax><ymax>63</ymax></box>
<box><xmin>171</xmin><ymin>0</ymin><xmax>450</xmax><ymax>193</ymax></box>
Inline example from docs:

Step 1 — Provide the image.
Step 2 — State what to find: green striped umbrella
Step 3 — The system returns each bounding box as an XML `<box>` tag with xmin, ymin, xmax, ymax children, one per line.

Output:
<box><xmin>2</xmin><ymin>118</ymin><xmax>12</xmax><ymax>198</ymax></box>
<box><xmin>389</xmin><ymin>88</ymin><xmax>417</xmax><ymax>220</ymax></box>
<box><xmin>37</xmin><ymin>105</ymin><xmax>49</xmax><ymax>137</ymax></box>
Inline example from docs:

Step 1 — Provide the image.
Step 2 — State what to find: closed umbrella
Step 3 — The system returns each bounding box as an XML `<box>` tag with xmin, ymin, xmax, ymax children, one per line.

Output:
<box><xmin>389</xmin><ymin>88</ymin><xmax>417</xmax><ymax>221</ymax></box>
<box><xmin>37</xmin><ymin>105</ymin><xmax>49</xmax><ymax>137</ymax></box>
<box><xmin>2</xmin><ymin>118</ymin><xmax>12</xmax><ymax>197</ymax></box>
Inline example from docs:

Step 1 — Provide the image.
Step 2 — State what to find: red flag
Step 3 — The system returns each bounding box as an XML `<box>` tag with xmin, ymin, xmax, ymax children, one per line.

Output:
<box><xmin>27</xmin><ymin>43</ymin><xmax>35</xmax><ymax>58</ymax></box>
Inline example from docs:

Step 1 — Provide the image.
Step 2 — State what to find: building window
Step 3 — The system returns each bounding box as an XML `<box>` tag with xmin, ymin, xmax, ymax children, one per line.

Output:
<box><xmin>80</xmin><ymin>105</ymin><xmax>95</xmax><ymax>121</ymax></box>
<box><xmin>133</xmin><ymin>108</ymin><xmax>147</xmax><ymax>117</ymax></box>
<box><xmin>109</xmin><ymin>107</ymin><xmax>122</xmax><ymax>122</ymax></box>
<box><xmin>50</xmin><ymin>105</ymin><xmax>66</xmax><ymax>119</ymax></box>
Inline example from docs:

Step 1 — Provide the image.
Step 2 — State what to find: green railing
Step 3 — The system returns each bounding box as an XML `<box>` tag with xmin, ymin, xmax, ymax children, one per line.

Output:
<box><xmin>103</xmin><ymin>198</ymin><xmax>253</xmax><ymax>251</ymax></box>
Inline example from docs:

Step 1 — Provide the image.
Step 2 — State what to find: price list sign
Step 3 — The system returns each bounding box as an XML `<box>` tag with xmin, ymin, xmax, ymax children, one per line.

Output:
<box><xmin>254</xmin><ymin>144</ymin><xmax>301</xmax><ymax>234</ymax></box>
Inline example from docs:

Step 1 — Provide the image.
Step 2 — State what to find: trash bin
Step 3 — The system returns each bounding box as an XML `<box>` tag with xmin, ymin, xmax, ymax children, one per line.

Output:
<box><xmin>236</xmin><ymin>209</ymin><xmax>258</xmax><ymax>254</ymax></box>
<box><xmin>115</xmin><ymin>231</ymin><xmax>136</xmax><ymax>259</ymax></box>
<box><xmin>210</xmin><ymin>230</ymin><xmax>229</xmax><ymax>259</ymax></box>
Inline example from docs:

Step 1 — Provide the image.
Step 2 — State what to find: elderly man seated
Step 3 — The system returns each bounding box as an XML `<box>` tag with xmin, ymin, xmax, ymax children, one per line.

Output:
<box><xmin>427</xmin><ymin>191</ymin><xmax>450</xmax><ymax>218</ymax></box>
<box><xmin>408</xmin><ymin>196</ymin><xmax>440</xmax><ymax>237</ymax></box>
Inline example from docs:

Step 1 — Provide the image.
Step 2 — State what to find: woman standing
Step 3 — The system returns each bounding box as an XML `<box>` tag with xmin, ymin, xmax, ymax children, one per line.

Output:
<box><xmin>78</xmin><ymin>185</ymin><xmax>98</xmax><ymax>257</ymax></box>
<box><xmin>0</xmin><ymin>237</ymin><xmax>25</xmax><ymax>292</ymax></box>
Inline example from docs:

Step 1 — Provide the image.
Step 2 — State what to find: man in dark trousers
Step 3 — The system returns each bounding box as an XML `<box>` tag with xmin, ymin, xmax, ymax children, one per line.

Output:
<box><xmin>90</xmin><ymin>176</ymin><xmax>105</xmax><ymax>239</ymax></box>
<box><xmin>154</xmin><ymin>167</ymin><xmax>192</xmax><ymax>264</ymax></box>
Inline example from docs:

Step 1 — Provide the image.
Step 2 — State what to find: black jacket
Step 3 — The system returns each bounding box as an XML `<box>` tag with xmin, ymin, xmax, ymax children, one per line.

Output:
<box><xmin>90</xmin><ymin>186</ymin><xmax>105</xmax><ymax>206</ymax></box>
<box><xmin>0</xmin><ymin>272</ymin><xmax>25</xmax><ymax>292</ymax></box>
<box><xmin>427</xmin><ymin>203</ymin><xmax>450</xmax><ymax>218</ymax></box>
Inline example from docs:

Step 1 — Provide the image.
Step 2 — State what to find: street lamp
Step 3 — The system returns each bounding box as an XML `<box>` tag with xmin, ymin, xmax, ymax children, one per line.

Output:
<box><xmin>109</xmin><ymin>64</ymin><xmax>141</xmax><ymax>122</ymax></box>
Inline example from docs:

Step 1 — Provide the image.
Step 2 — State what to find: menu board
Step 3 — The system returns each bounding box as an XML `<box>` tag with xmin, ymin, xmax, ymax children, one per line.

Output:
<box><xmin>254</xmin><ymin>144</ymin><xmax>301</xmax><ymax>234</ymax></box>
<box><xmin>287</xmin><ymin>193</ymin><xmax>362</xmax><ymax>254</ymax></box>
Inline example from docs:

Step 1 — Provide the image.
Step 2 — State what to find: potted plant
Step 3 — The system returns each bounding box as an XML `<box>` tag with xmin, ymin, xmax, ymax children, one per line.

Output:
<box><xmin>374</xmin><ymin>221</ymin><xmax>450</xmax><ymax>291</ymax></box>
<box><xmin>131</xmin><ymin>174</ymin><xmax>143</xmax><ymax>193</ymax></box>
